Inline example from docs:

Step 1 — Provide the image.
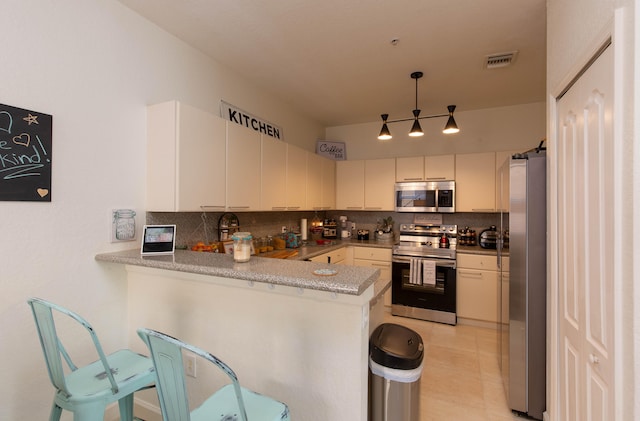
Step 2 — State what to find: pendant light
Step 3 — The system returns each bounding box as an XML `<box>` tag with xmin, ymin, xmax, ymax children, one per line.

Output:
<box><xmin>377</xmin><ymin>71</ymin><xmax>459</xmax><ymax>140</ymax></box>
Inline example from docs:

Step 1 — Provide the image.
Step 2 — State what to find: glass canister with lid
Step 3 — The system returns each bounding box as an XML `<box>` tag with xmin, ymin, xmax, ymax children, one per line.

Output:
<box><xmin>231</xmin><ymin>232</ymin><xmax>253</xmax><ymax>262</ymax></box>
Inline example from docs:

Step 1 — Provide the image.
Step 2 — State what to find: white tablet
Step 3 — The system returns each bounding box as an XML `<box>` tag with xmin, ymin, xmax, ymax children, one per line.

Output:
<box><xmin>140</xmin><ymin>225</ymin><xmax>176</xmax><ymax>255</ymax></box>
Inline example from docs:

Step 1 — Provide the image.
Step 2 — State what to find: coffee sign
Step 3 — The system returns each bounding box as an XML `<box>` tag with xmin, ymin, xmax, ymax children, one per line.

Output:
<box><xmin>316</xmin><ymin>140</ymin><xmax>346</xmax><ymax>160</ymax></box>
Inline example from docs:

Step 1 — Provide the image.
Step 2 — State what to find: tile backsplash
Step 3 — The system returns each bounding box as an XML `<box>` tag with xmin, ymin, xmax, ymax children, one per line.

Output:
<box><xmin>147</xmin><ymin>210</ymin><xmax>507</xmax><ymax>248</ymax></box>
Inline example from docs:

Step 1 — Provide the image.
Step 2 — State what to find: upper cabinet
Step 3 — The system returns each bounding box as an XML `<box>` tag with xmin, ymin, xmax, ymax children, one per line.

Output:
<box><xmin>306</xmin><ymin>152</ymin><xmax>323</xmax><ymax>210</ymax></box>
<box><xmin>396</xmin><ymin>155</ymin><xmax>454</xmax><ymax>182</ymax></box>
<box><xmin>364</xmin><ymin>158</ymin><xmax>396</xmax><ymax>210</ymax></box>
<box><xmin>336</xmin><ymin>160</ymin><xmax>365</xmax><ymax>209</ymax></box>
<box><xmin>260</xmin><ymin>136</ymin><xmax>287</xmax><ymax>211</ymax></box>
<box><xmin>321</xmin><ymin>157</ymin><xmax>336</xmax><ymax>210</ymax></box>
<box><xmin>495</xmin><ymin>150</ymin><xmax>518</xmax><ymax>212</ymax></box>
<box><xmin>425</xmin><ymin>154</ymin><xmax>455</xmax><ymax>181</ymax></box>
<box><xmin>226</xmin><ymin>123</ymin><xmax>261</xmax><ymax>211</ymax></box>
<box><xmin>336</xmin><ymin>158</ymin><xmax>395</xmax><ymax>211</ymax></box>
<box><xmin>307</xmin><ymin>153</ymin><xmax>335</xmax><ymax>210</ymax></box>
<box><xmin>285</xmin><ymin>144</ymin><xmax>307</xmax><ymax>210</ymax></box>
<box><xmin>396</xmin><ymin>156</ymin><xmax>424</xmax><ymax>181</ymax></box>
<box><xmin>147</xmin><ymin>102</ymin><xmax>514</xmax><ymax>215</ymax></box>
<box><xmin>147</xmin><ymin>101</ymin><xmax>226</xmax><ymax>212</ymax></box>
<box><xmin>455</xmin><ymin>152</ymin><xmax>496</xmax><ymax>212</ymax></box>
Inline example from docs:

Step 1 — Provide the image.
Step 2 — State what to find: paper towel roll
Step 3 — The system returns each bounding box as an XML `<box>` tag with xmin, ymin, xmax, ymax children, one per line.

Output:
<box><xmin>301</xmin><ymin>218</ymin><xmax>308</xmax><ymax>240</ymax></box>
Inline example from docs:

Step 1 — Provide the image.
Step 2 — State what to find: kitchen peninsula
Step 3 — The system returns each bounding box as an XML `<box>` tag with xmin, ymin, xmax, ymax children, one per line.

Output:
<box><xmin>96</xmin><ymin>248</ymin><xmax>386</xmax><ymax>421</ymax></box>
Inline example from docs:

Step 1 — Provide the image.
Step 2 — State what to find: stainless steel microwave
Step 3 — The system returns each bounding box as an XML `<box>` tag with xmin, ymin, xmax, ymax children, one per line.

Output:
<box><xmin>394</xmin><ymin>181</ymin><xmax>455</xmax><ymax>213</ymax></box>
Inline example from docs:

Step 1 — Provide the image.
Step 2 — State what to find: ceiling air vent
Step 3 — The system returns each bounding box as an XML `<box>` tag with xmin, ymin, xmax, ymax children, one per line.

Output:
<box><xmin>484</xmin><ymin>51</ymin><xmax>518</xmax><ymax>69</ymax></box>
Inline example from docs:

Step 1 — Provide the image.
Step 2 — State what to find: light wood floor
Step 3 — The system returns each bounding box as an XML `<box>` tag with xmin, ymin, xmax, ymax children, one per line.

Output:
<box><xmin>383</xmin><ymin>312</ymin><xmax>521</xmax><ymax>421</ymax></box>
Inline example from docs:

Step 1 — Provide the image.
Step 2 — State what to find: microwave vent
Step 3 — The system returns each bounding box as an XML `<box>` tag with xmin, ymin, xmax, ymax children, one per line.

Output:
<box><xmin>484</xmin><ymin>51</ymin><xmax>518</xmax><ymax>69</ymax></box>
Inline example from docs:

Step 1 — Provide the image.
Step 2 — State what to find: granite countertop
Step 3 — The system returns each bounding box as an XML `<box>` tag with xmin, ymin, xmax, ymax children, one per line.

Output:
<box><xmin>288</xmin><ymin>238</ymin><xmax>394</xmax><ymax>260</ymax></box>
<box><xmin>95</xmin><ymin>248</ymin><xmax>382</xmax><ymax>296</ymax></box>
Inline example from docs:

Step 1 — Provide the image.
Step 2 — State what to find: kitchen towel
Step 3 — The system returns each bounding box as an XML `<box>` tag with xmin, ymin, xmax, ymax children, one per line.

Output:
<box><xmin>422</xmin><ymin>260</ymin><xmax>436</xmax><ymax>286</ymax></box>
<box><xmin>411</xmin><ymin>258</ymin><xmax>422</xmax><ymax>285</ymax></box>
<box><xmin>409</xmin><ymin>258</ymin><xmax>415</xmax><ymax>284</ymax></box>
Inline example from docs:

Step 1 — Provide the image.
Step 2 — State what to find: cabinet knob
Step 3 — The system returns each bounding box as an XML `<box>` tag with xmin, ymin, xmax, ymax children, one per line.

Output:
<box><xmin>589</xmin><ymin>354</ymin><xmax>600</xmax><ymax>364</ymax></box>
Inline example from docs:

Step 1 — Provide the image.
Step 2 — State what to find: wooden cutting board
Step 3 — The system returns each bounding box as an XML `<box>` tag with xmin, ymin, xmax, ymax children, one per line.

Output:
<box><xmin>261</xmin><ymin>249</ymin><xmax>299</xmax><ymax>259</ymax></box>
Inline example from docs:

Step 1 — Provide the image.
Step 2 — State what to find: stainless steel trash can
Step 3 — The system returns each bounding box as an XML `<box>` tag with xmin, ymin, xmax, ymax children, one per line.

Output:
<box><xmin>369</xmin><ymin>323</ymin><xmax>424</xmax><ymax>421</ymax></box>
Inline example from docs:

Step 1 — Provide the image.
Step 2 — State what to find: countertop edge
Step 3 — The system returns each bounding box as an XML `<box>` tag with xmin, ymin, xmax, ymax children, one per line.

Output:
<box><xmin>95</xmin><ymin>248</ymin><xmax>381</xmax><ymax>296</ymax></box>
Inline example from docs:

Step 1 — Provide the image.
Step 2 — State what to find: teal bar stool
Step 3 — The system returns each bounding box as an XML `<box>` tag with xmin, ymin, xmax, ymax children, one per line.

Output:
<box><xmin>28</xmin><ymin>297</ymin><xmax>155</xmax><ymax>421</ymax></box>
<box><xmin>138</xmin><ymin>328</ymin><xmax>291</xmax><ymax>421</ymax></box>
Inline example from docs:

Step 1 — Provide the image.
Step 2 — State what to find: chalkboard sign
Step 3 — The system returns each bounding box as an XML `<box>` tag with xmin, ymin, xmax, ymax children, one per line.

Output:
<box><xmin>0</xmin><ymin>103</ymin><xmax>52</xmax><ymax>201</ymax></box>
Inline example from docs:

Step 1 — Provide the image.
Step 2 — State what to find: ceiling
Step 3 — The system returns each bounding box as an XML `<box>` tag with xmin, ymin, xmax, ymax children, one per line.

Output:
<box><xmin>117</xmin><ymin>0</ymin><xmax>546</xmax><ymax>127</ymax></box>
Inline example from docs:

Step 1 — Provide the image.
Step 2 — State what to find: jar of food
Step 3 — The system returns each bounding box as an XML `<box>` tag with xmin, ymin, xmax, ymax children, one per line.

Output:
<box><xmin>113</xmin><ymin>209</ymin><xmax>136</xmax><ymax>241</ymax></box>
<box><xmin>231</xmin><ymin>232</ymin><xmax>253</xmax><ymax>262</ymax></box>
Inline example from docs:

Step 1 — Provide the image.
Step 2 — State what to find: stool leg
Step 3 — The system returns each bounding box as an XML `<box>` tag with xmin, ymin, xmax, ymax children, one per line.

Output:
<box><xmin>49</xmin><ymin>402</ymin><xmax>62</xmax><ymax>421</ymax></box>
<box><xmin>118</xmin><ymin>394</ymin><xmax>135</xmax><ymax>421</ymax></box>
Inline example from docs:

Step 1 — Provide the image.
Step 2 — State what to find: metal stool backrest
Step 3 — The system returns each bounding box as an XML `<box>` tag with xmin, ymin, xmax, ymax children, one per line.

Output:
<box><xmin>138</xmin><ymin>328</ymin><xmax>291</xmax><ymax>421</ymax></box>
<box><xmin>28</xmin><ymin>297</ymin><xmax>155</xmax><ymax>421</ymax></box>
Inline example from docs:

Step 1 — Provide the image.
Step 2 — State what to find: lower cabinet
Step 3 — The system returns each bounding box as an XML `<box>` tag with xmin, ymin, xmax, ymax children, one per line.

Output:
<box><xmin>308</xmin><ymin>247</ymin><xmax>347</xmax><ymax>265</ymax></box>
<box><xmin>307</xmin><ymin>246</ymin><xmax>392</xmax><ymax>307</ymax></box>
<box><xmin>457</xmin><ymin>253</ymin><xmax>502</xmax><ymax>323</ymax></box>
<box><xmin>352</xmin><ymin>247</ymin><xmax>392</xmax><ymax>307</ymax></box>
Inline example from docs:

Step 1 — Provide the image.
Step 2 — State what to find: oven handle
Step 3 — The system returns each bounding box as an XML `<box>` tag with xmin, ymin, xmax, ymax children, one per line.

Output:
<box><xmin>392</xmin><ymin>255</ymin><xmax>456</xmax><ymax>269</ymax></box>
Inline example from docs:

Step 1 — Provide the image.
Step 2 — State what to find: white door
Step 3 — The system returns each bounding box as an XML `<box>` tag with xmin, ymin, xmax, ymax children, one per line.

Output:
<box><xmin>555</xmin><ymin>45</ymin><xmax>614</xmax><ymax>421</ymax></box>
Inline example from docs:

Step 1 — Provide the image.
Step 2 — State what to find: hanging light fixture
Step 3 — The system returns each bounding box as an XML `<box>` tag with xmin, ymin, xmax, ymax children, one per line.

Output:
<box><xmin>377</xmin><ymin>71</ymin><xmax>460</xmax><ymax>140</ymax></box>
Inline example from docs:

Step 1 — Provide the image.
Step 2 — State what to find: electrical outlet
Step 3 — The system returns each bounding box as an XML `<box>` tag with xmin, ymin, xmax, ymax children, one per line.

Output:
<box><xmin>185</xmin><ymin>354</ymin><xmax>197</xmax><ymax>378</ymax></box>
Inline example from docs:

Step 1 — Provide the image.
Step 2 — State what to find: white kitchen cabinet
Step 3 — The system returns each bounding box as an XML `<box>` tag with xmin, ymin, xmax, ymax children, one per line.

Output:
<box><xmin>352</xmin><ymin>247</ymin><xmax>392</xmax><ymax>307</ymax></box>
<box><xmin>456</xmin><ymin>253</ymin><xmax>501</xmax><ymax>323</ymax></box>
<box><xmin>396</xmin><ymin>156</ymin><xmax>424</xmax><ymax>181</ymax></box>
<box><xmin>321</xmin><ymin>156</ymin><xmax>336</xmax><ymax>209</ymax></box>
<box><xmin>364</xmin><ymin>158</ymin><xmax>395</xmax><ymax>210</ymax></box>
<box><xmin>226</xmin><ymin>123</ymin><xmax>261</xmax><ymax>211</ymax></box>
<box><xmin>425</xmin><ymin>154</ymin><xmax>455</xmax><ymax>181</ymax></box>
<box><xmin>395</xmin><ymin>154</ymin><xmax>454</xmax><ymax>182</ymax></box>
<box><xmin>337</xmin><ymin>159</ymin><xmax>394</xmax><ymax>210</ymax></box>
<box><xmin>307</xmin><ymin>153</ymin><xmax>335</xmax><ymax>210</ymax></box>
<box><xmin>495</xmin><ymin>150</ymin><xmax>517</xmax><ymax>212</ymax></box>
<box><xmin>455</xmin><ymin>152</ymin><xmax>497</xmax><ymax>212</ymax></box>
<box><xmin>308</xmin><ymin>247</ymin><xmax>347</xmax><ymax>265</ymax></box>
<box><xmin>306</xmin><ymin>152</ymin><xmax>323</xmax><ymax>210</ymax></box>
<box><xmin>260</xmin><ymin>136</ymin><xmax>287</xmax><ymax>210</ymax></box>
<box><xmin>286</xmin><ymin>144</ymin><xmax>307</xmax><ymax>210</ymax></box>
<box><xmin>147</xmin><ymin>101</ymin><xmax>226</xmax><ymax>212</ymax></box>
<box><xmin>336</xmin><ymin>160</ymin><xmax>365</xmax><ymax>210</ymax></box>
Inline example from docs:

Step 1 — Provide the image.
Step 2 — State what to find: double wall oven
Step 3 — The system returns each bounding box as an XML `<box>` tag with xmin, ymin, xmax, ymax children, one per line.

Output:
<box><xmin>392</xmin><ymin>224</ymin><xmax>457</xmax><ymax>325</ymax></box>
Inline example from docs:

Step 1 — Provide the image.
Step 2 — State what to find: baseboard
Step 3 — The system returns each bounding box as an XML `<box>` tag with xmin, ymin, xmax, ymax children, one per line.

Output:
<box><xmin>105</xmin><ymin>398</ymin><xmax>161</xmax><ymax>421</ymax></box>
<box><xmin>456</xmin><ymin>317</ymin><xmax>500</xmax><ymax>330</ymax></box>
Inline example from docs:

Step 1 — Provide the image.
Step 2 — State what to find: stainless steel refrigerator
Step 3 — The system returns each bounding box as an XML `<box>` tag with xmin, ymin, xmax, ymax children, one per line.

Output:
<box><xmin>503</xmin><ymin>149</ymin><xmax>546</xmax><ymax>420</ymax></box>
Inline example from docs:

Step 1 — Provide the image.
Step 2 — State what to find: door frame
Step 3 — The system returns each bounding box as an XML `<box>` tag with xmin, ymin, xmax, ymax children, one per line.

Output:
<box><xmin>547</xmin><ymin>11</ymin><xmax>634</xmax><ymax>420</ymax></box>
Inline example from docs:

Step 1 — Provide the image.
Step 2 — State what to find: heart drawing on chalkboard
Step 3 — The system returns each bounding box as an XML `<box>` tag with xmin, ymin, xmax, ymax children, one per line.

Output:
<box><xmin>13</xmin><ymin>133</ymin><xmax>31</xmax><ymax>147</ymax></box>
<box><xmin>37</xmin><ymin>188</ymin><xmax>49</xmax><ymax>198</ymax></box>
<box><xmin>0</xmin><ymin>111</ymin><xmax>12</xmax><ymax>133</ymax></box>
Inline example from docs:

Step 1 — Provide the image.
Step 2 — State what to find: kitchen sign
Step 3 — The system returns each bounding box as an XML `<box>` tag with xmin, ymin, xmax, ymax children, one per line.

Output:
<box><xmin>220</xmin><ymin>100</ymin><xmax>283</xmax><ymax>140</ymax></box>
<box><xmin>316</xmin><ymin>140</ymin><xmax>346</xmax><ymax>160</ymax></box>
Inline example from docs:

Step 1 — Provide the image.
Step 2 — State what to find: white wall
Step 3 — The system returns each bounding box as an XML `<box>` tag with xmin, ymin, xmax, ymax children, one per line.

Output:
<box><xmin>325</xmin><ymin>102</ymin><xmax>545</xmax><ymax>160</ymax></box>
<box><xmin>0</xmin><ymin>1</ymin><xmax>323</xmax><ymax>419</ymax></box>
